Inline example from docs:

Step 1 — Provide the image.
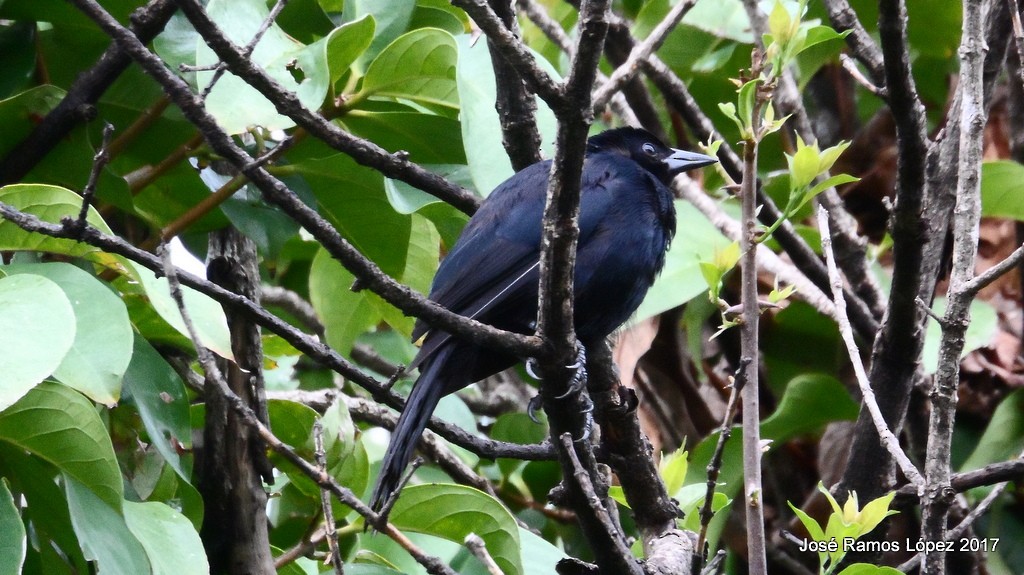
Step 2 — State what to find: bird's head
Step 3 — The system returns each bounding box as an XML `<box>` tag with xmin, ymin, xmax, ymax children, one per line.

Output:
<box><xmin>586</xmin><ymin>127</ymin><xmax>717</xmax><ymax>184</ymax></box>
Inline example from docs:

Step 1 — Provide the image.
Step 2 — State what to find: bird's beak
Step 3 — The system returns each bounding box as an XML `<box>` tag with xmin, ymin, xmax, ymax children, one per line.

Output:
<box><xmin>663</xmin><ymin>149</ymin><xmax>718</xmax><ymax>174</ymax></box>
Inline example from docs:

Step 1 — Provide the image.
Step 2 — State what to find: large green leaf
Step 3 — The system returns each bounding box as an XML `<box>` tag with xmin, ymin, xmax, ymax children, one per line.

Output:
<box><xmin>0</xmin><ymin>383</ymin><xmax>122</xmax><ymax>509</ymax></box>
<box><xmin>0</xmin><ymin>273</ymin><xmax>77</xmax><ymax>410</ymax></box>
<box><xmin>0</xmin><ymin>479</ymin><xmax>25</xmax><ymax>575</ymax></box>
<box><xmin>389</xmin><ymin>484</ymin><xmax>522</xmax><ymax>575</ymax></box>
<box><xmin>342</xmin><ymin>111</ymin><xmax>466</xmax><ymax>165</ymax></box>
<box><xmin>960</xmin><ymin>389</ymin><xmax>1024</xmax><ymax>473</ymax></box>
<box><xmin>132</xmin><ymin>264</ymin><xmax>235</xmax><ymax>361</ymax></box>
<box><xmin>289</xmin><ymin>139</ymin><xmax>411</xmax><ymax>277</ymax></box>
<box><xmin>761</xmin><ymin>374</ymin><xmax>859</xmax><ymax>440</ymax></box>
<box><xmin>326</xmin><ymin>15</ymin><xmax>375</xmax><ymax>85</ymax></box>
<box><xmin>361</xmin><ymin>28</ymin><xmax>459</xmax><ymax>110</ymax></box>
<box><xmin>455</xmin><ymin>34</ymin><xmax>558</xmax><ymax>195</ymax></box>
<box><xmin>981</xmin><ymin>160</ymin><xmax>1024</xmax><ymax>220</ymax></box>
<box><xmin>124</xmin><ymin>501</ymin><xmax>208</xmax><ymax>575</ymax></box>
<box><xmin>3</xmin><ymin>263</ymin><xmax>132</xmax><ymax>406</ymax></box>
<box><xmin>198</xmin><ymin>0</ymin><xmax>331</xmax><ymax>133</ymax></box>
<box><xmin>122</xmin><ymin>336</ymin><xmax>193</xmax><ymax>481</ymax></box>
<box><xmin>309</xmin><ymin>247</ymin><xmax>382</xmax><ymax>356</ymax></box>
<box><xmin>0</xmin><ymin>445</ymin><xmax>87</xmax><ymax>572</ymax></box>
<box><xmin>343</xmin><ymin>0</ymin><xmax>416</xmax><ymax>68</ymax></box>
<box><xmin>65</xmin><ymin>476</ymin><xmax>151</xmax><ymax>575</ymax></box>
<box><xmin>632</xmin><ymin>200</ymin><xmax>731</xmax><ymax>323</ymax></box>
<box><xmin>0</xmin><ymin>184</ymin><xmax>121</xmax><ymax>270</ymax></box>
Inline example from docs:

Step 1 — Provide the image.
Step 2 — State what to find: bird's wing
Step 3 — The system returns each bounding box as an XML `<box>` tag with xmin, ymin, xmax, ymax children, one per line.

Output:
<box><xmin>409</xmin><ymin>156</ymin><xmax>627</xmax><ymax>367</ymax></box>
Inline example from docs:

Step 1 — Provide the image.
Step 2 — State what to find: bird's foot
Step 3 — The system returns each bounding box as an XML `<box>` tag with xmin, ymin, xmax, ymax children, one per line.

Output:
<box><xmin>554</xmin><ymin>344</ymin><xmax>588</xmax><ymax>400</ymax></box>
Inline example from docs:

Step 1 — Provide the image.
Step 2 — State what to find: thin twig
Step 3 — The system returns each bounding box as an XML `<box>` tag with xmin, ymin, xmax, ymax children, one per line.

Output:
<box><xmin>591</xmin><ymin>0</ymin><xmax>696</xmax><ymax>111</ymax></box>
<box><xmin>464</xmin><ymin>534</ymin><xmax>503</xmax><ymax>575</ymax></box>
<box><xmin>839</xmin><ymin>53</ymin><xmax>888</xmax><ymax>98</ymax></box>
<box><xmin>739</xmin><ymin>108</ymin><xmax>768</xmax><ymax>574</ymax></box>
<box><xmin>817</xmin><ymin>207</ymin><xmax>925</xmax><ymax>488</ymax></box>
<box><xmin>199</xmin><ymin>0</ymin><xmax>289</xmax><ymax>99</ymax></box>
<box><xmin>558</xmin><ymin>433</ymin><xmax>634</xmax><ymax>561</ymax></box>
<box><xmin>74</xmin><ymin>123</ymin><xmax>116</xmax><ymax>234</ymax></box>
<box><xmin>963</xmin><ymin>242</ymin><xmax>1024</xmax><ymax>295</ymax></box>
<box><xmin>314</xmin><ymin>420</ymin><xmax>344</xmax><ymax>575</ymax></box>
<box><xmin>451</xmin><ymin>0</ymin><xmax>564</xmax><ymax>108</ymax></box>
<box><xmin>696</xmin><ymin>361</ymin><xmax>746</xmax><ymax>561</ymax></box>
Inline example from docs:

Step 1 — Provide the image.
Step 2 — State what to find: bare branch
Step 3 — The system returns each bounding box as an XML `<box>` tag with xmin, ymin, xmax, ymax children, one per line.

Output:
<box><xmin>818</xmin><ymin>207</ymin><xmax>924</xmax><ymax>487</ymax></box>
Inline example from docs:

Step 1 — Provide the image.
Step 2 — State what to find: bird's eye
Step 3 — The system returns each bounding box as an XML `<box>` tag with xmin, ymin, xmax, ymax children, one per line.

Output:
<box><xmin>641</xmin><ymin>143</ymin><xmax>657</xmax><ymax>155</ymax></box>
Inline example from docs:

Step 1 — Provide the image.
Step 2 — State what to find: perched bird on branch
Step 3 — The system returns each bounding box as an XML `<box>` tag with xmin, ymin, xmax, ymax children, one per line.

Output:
<box><xmin>369</xmin><ymin>127</ymin><xmax>716</xmax><ymax>513</ymax></box>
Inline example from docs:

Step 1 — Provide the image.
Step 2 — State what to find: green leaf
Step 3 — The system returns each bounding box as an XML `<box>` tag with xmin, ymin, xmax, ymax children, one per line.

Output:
<box><xmin>344</xmin><ymin>0</ymin><xmax>416</xmax><ymax>68</ymax></box>
<box><xmin>519</xmin><ymin>526</ymin><xmax>568</xmax><ymax>573</ymax></box>
<box><xmin>855</xmin><ymin>491</ymin><xmax>898</xmax><ymax>536</ymax></box>
<box><xmin>3</xmin><ymin>263</ymin><xmax>132</xmax><ymax>406</ymax></box>
<box><xmin>361</xmin><ymin>28</ymin><xmax>459</xmax><ymax>109</ymax></box>
<box><xmin>0</xmin><ymin>382</ymin><xmax>123</xmax><ymax>509</ymax></box>
<box><xmin>768</xmin><ymin>1</ymin><xmax>793</xmax><ymax>44</ymax></box>
<box><xmin>960</xmin><ymin>389</ymin><xmax>1024</xmax><ymax>472</ymax></box>
<box><xmin>289</xmin><ymin>139</ymin><xmax>411</xmax><ymax>276</ymax></box>
<box><xmin>342</xmin><ymin>110</ymin><xmax>466</xmax><ymax>164</ymax></box>
<box><xmin>0</xmin><ymin>184</ymin><xmax>121</xmax><ymax>270</ymax></box>
<box><xmin>802</xmin><ymin>173</ymin><xmax>860</xmax><ymax>209</ymax></box>
<box><xmin>921</xmin><ymin>296</ymin><xmax>997</xmax><ymax>373</ymax></box>
<box><xmin>0</xmin><ymin>445</ymin><xmax>87</xmax><ymax>571</ymax></box>
<box><xmin>198</xmin><ymin>0</ymin><xmax>331</xmax><ymax>134</ymax></box>
<box><xmin>761</xmin><ymin>374</ymin><xmax>859</xmax><ymax>439</ymax></box>
<box><xmin>384</xmin><ymin>164</ymin><xmax>474</xmax><ymax>214</ymax></box>
<box><xmin>64</xmin><ymin>476</ymin><xmax>151</xmax><ymax>575</ymax></box>
<box><xmin>0</xmin><ymin>479</ymin><xmax>25</xmax><ymax>575</ymax></box>
<box><xmin>456</xmin><ymin>34</ymin><xmax>559</xmax><ymax>195</ymax></box>
<box><xmin>325</xmin><ymin>15</ymin><xmax>375</xmax><ymax>85</ymax></box>
<box><xmin>660</xmin><ymin>448</ymin><xmax>689</xmax><ymax>497</ymax></box>
<box><xmin>981</xmin><ymin>160</ymin><xmax>1024</xmax><ymax>220</ymax></box>
<box><xmin>789</xmin><ymin>139</ymin><xmax>820</xmax><ymax>190</ymax></box>
<box><xmin>0</xmin><ymin>274</ymin><xmax>75</xmax><ymax>411</ymax></box>
<box><xmin>633</xmin><ymin>201</ymin><xmax>732</xmax><ymax>322</ymax></box>
<box><xmin>680</xmin><ymin>491</ymin><xmax>730</xmax><ymax>532</ymax></box>
<box><xmin>0</xmin><ymin>86</ymin><xmax>65</xmax><ymax>160</ymax></box>
<box><xmin>735</xmin><ymin>79</ymin><xmax>758</xmax><ymax>138</ymax></box>
<box><xmin>309</xmin><ymin>247</ymin><xmax>382</xmax><ymax>355</ymax></box>
<box><xmin>124</xmin><ymin>501</ymin><xmax>208</xmax><ymax>575</ymax></box>
<box><xmin>132</xmin><ymin>264</ymin><xmax>234</xmax><ymax>361</ymax></box>
<box><xmin>367</xmin><ymin>214</ymin><xmax>439</xmax><ymax>336</ymax></box>
<box><xmin>788</xmin><ymin>501</ymin><xmax>826</xmax><ymax>542</ymax></box>
<box><xmin>122</xmin><ymin>336</ymin><xmax>193</xmax><ymax>481</ymax></box>
<box><xmin>389</xmin><ymin>484</ymin><xmax>522</xmax><ymax>575</ymax></box>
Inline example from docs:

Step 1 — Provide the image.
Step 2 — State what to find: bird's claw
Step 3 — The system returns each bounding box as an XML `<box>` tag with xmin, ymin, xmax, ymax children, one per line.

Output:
<box><xmin>554</xmin><ymin>345</ymin><xmax>588</xmax><ymax>400</ymax></box>
<box><xmin>525</xmin><ymin>357</ymin><xmax>542</xmax><ymax>380</ymax></box>
<box><xmin>527</xmin><ymin>394</ymin><xmax>544</xmax><ymax>424</ymax></box>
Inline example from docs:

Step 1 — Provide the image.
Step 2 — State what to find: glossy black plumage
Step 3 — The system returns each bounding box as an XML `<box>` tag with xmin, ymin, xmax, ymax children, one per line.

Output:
<box><xmin>369</xmin><ymin>127</ymin><xmax>716</xmax><ymax>512</ymax></box>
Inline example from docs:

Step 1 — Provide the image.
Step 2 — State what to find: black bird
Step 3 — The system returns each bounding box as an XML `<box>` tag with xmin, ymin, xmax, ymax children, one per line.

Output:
<box><xmin>369</xmin><ymin>127</ymin><xmax>716</xmax><ymax>512</ymax></box>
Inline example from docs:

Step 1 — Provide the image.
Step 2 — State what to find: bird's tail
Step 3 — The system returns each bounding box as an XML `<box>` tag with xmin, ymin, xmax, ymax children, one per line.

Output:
<box><xmin>369</xmin><ymin>350</ymin><xmax>451</xmax><ymax>513</ymax></box>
